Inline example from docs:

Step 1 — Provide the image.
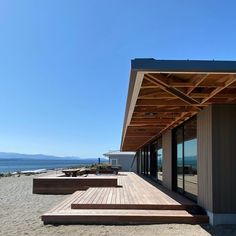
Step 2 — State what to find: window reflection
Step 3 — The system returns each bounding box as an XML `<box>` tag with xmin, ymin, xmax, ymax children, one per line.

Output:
<box><xmin>156</xmin><ymin>137</ymin><xmax>163</xmax><ymax>183</ymax></box>
<box><xmin>157</xmin><ymin>147</ymin><xmax>163</xmax><ymax>182</ymax></box>
<box><xmin>141</xmin><ymin>148</ymin><xmax>145</xmax><ymax>175</ymax></box>
<box><xmin>174</xmin><ymin>116</ymin><xmax>197</xmax><ymax>201</ymax></box>
<box><xmin>176</xmin><ymin>127</ymin><xmax>183</xmax><ymax>192</ymax></box>
<box><xmin>141</xmin><ymin>137</ymin><xmax>163</xmax><ymax>184</ymax></box>
<box><xmin>147</xmin><ymin>145</ymin><xmax>151</xmax><ymax>176</ymax></box>
<box><xmin>184</xmin><ymin>118</ymin><xmax>197</xmax><ymax>198</ymax></box>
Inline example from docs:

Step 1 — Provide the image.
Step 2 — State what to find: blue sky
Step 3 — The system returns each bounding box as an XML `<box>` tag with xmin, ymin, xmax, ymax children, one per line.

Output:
<box><xmin>0</xmin><ymin>1</ymin><xmax>236</xmax><ymax>158</ymax></box>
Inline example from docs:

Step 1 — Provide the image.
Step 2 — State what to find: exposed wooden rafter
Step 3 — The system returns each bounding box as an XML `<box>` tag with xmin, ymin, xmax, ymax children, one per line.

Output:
<box><xmin>145</xmin><ymin>74</ymin><xmax>201</xmax><ymax>107</ymax></box>
<box><xmin>122</xmin><ymin>71</ymin><xmax>236</xmax><ymax>151</ymax></box>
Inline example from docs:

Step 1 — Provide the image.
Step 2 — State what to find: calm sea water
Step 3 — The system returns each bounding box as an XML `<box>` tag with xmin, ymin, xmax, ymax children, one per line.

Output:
<box><xmin>0</xmin><ymin>158</ymin><xmax>97</xmax><ymax>173</ymax></box>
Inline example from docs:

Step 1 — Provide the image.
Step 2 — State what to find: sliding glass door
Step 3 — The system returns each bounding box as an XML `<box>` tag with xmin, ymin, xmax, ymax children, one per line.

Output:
<box><xmin>149</xmin><ymin>138</ymin><xmax>163</xmax><ymax>183</ymax></box>
<box><xmin>173</xmin><ymin>117</ymin><xmax>197</xmax><ymax>201</ymax></box>
<box><xmin>150</xmin><ymin>141</ymin><xmax>157</xmax><ymax>179</ymax></box>
<box><xmin>139</xmin><ymin>137</ymin><xmax>163</xmax><ymax>184</ymax></box>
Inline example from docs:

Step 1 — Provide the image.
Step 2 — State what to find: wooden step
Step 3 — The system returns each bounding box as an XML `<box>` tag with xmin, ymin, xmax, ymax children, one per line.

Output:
<box><xmin>70</xmin><ymin>185</ymin><xmax>197</xmax><ymax>211</ymax></box>
<box><xmin>71</xmin><ymin>203</ymin><xmax>192</xmax><ymax>210</ymax></box>
<box><xmin>42</xmin><ymin>209</ymin><xmax>209</xmax><ymax>225</ymax></box>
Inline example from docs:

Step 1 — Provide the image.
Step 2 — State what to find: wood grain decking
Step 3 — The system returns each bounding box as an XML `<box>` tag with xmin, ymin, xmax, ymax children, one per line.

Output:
<box><xmin>71</xmin><ymin>173</ymin><xmax>194</xmax><ymax>210</ymax></box>
<box><xmin>42</xmin><ymin>172</ymin><xmax>208</xmax><ymax>225</ymax></box>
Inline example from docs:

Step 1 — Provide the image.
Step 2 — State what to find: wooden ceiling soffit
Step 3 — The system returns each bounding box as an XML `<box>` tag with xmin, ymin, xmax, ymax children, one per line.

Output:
<box><xmin>122</xmin><ymin>70</ymin><xmax>236</xmax><ymax>151</ymax></box>
<box><xmin>134</xmin><ymin>111</ymin><xmax>196</xmax><ymax>151</ymax></box>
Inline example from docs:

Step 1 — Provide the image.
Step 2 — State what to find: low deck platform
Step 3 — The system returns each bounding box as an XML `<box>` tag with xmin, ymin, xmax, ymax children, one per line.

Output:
<box><xmin>33</xmin><ymin>173</ymin><xmax>118</xmax><ymax>194</ymax></box>
<box><xmin>42</xmin><ymin>172</ymin><xmax>208</xmax><ymax>224</ymax></box>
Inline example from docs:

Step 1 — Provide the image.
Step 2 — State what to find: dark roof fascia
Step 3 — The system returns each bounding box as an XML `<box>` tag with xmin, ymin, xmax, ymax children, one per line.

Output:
<box><xmin>131</xmin><ymin>59</ymin><xmax>236</xmax><ymax>73</ymax></box>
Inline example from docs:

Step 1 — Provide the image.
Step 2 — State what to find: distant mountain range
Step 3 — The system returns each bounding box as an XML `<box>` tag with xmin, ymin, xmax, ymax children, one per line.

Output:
<box><xmin>0</xmin><ymin>152</ymin><xmax>107</xmax><ymax>162</ymax></box>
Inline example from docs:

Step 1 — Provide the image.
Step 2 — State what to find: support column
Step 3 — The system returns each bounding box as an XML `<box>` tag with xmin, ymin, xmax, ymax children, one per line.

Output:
<box><xmin>162</xmin><ymin>130</ymin><xmax>172</xmax><ymax>190</ymax></box>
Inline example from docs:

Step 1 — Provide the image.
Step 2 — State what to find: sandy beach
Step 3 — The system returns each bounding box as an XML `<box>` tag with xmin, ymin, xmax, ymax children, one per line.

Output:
<box><xmin>0</xmin><ymin>174</ymin><xmax>236</xmax><ymax>236</ymax></box>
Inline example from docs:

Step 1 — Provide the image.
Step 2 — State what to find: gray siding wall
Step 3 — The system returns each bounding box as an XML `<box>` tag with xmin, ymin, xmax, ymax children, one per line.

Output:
<box><xmin>163</xmin><ymin>130</ymin><xmax>172</xmax><ymax>190</ymax></box>
<box><xmin>197</xmin><ymin>104</ymin><xmax>236</xmax><ymax>213</ymax></box>
<box><xmin>212</xmin><ymin>104</ymin><xmax>236</xmax><ymax>213</ymax></box>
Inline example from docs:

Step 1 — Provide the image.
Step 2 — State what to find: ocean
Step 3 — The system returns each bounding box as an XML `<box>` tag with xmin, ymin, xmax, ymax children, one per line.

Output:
<box><xmin>0</xmin><ymin>158</ymin><xmax>99</xmax><ymax>173</ymax></box>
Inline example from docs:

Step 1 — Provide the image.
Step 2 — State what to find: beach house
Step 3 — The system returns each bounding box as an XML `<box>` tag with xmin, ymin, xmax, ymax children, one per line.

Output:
<box><xmin>40</xmin><ymin>59</ymin><xmax>236</xmax><ymax>226</ymax></box>
<box><xmin>121</xmin><ymin>59</ymin><xmax>236</xmax><ymax>225</ymax></box>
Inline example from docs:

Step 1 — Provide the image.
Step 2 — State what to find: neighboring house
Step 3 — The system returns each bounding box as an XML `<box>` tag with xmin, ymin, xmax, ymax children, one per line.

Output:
<box><xmin>121</xmin><ymin>58</ymin><xmax>236</xmax><ymax>225</ymax></box>
<box><xmin>103</xmin><ymin>151</ymin><xmax>136</xmax><ymax>172</ymax></box>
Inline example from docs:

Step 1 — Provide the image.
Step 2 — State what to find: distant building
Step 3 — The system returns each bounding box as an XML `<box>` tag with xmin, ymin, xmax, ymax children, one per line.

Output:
<box><xmin>103</xmin><ymin>151</ymin><xmax>136</xmax><ymax>172</ymax></box>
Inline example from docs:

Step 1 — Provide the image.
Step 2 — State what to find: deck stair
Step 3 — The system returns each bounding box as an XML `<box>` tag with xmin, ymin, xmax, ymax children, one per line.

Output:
<box><xmin>42</xmin><ymin>173</ymin><xmax>209</xmax><ymax>225</ymax></box>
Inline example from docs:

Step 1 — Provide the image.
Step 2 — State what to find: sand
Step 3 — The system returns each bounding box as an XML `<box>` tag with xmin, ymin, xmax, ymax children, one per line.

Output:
<box><xmin>1</xmin><ymin>174</ymin><xmax>236</xmax><ymax>236</ymax></box>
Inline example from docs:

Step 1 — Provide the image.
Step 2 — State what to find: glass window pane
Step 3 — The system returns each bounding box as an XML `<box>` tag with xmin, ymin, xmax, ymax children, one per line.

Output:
<box><xmin>176</xmin><ymin>127</ymin><xmax>183</xmax><ymax>192</ymax></box>
<box><xmin>184</xmin><ymin>118</ymin><xmax>197</xmax><ymax>198</ymax></box>
<box><xmin>141</xmin><ymin>148</ymin><xmax>144</xmax><ymax>174</ymax></box>
<box><xmin>157</xmin><ymin>147</ymin><xmax>163</xmax><ymax>182</ymax></box>
<box><xmin>147</xmin><ymin>145</ymin><xmax>150</xmax><ymax>176</ymax></box>
<box><xmin>145</xmin><ymin>146</ymin><xmax>148</xmax><ymax>175</ymax></box>
<box><xmin>150</xmin><ymin>142</ymin><xmax>157</xmax><ymax>179</ymax></box>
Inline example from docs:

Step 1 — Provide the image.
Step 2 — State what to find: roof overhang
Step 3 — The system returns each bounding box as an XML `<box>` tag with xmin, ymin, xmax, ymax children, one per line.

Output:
<box><xmin>121</xmin><ymin>59</ymin><xmax>236</xmax><ymax>151</ymax></box>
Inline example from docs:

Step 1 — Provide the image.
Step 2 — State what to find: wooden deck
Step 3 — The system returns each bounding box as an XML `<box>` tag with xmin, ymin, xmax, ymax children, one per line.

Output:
<box><xmin>71</xmin><ymin>173</ymin><xmax>194</xmax><ymax>210</ymax></box>
<box><xmin>42</xmin><ymin>172</ymin><xmax>208</xmax><ymax>225</ymax></box>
